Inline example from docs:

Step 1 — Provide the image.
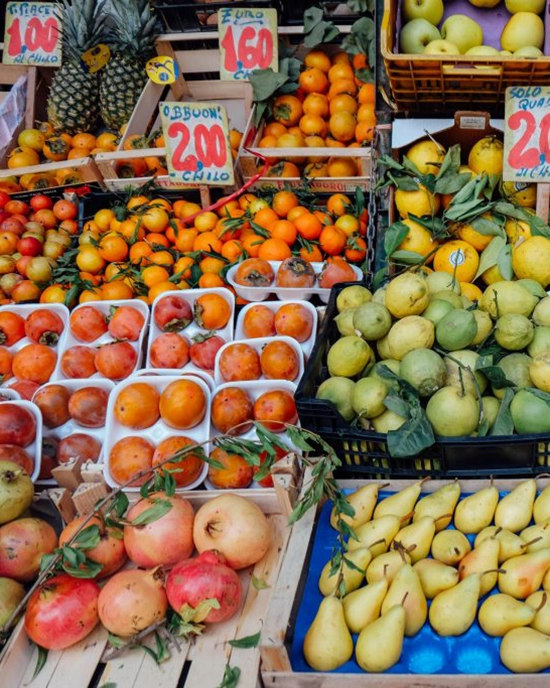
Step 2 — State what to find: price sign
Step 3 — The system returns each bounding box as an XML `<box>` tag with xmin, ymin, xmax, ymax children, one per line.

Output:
<box><xmin>3</xmin><ymin>2</ymin><xmax>62</xmax><ymax>66</ymax></box>
<box><xmin>218</xmin><ymin>8</ymin><xmax>277</xmax><ymax>81</ymax></box>
<box><xmin>160</xmin><ymin>101</ymin><xmax>234</xmax><ymax>186</ymax></box>
<box><xmin>146</xmin><ymin>56</ymin><xmax>179</xmax><ymax>85</ymax></box>
<box><xmin>504</xmin><ymin>86</ymin><xmax>550</xmax><ymax>182</ymax></box>
<box><xmin>81</xmin><ymin>44</ymin><xmax>110</xmax><ymax>74</ymax></box>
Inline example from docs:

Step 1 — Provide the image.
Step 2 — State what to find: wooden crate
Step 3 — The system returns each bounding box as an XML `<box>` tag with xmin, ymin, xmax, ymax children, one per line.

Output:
<box><xmin>260</xmin><ymin>476</ymin><xmax>550</xmax><ymax>686</ymax></box>
<box><xmin>0</xmin><ymin>64</ymin><xmax>38</xmax><ymax>167</ymax></box>
<box><xmin>0</xmin><ymin>156</ymin><xmax>104</xmax><ymax>194</ymax></box>
<box><xmin>0</xmin><ymin>468</ymin><xmax>299</xmax><ymax>688</ymax></box>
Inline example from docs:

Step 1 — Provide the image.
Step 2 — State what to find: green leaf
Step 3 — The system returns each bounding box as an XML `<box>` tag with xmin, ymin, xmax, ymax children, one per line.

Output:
<box><xmin>251</xmin><ymin>574</ymin><xmax>270</xmax><ymax>590</ymax></box>
<box><xmin>108</xmin><ymin>492</ymin><xmax>129</xmax><ymax>519</ymax></box>
<box><xmin>63</xmin><ymin>559</ymin><xmax>104</xmax><ymax>578</ymax></box>
<box><xmin>497</xmin><ymin>244</ymin><xmax>513</xmax><ymax>281</ymax></box>
<box><xmin>435</xmin><ymin>144</ymin><xmax>461</xmax><ymax>180</ymax></box>
<box><xmin>249</xmin><ymin>69</ymin><xmax>289</xmax><ymax>103</ymax></box>
<box><xmin>40</xmin><ymin>552</ymin><xmax>57</xmax><ymax>573</ymax></box>
<box><xmin>218</xmin><ymin>664</ymin><xmax>241</xmax><ymax>688</ymax></box>
<box><xmin>355</xmin><ymin>66</ymin><xmax>374</xmax><ymax>83</ymax></box>
<box><xmin>474</xmin><ymin>363</ymin><xmax>515</xmax><ymax>390</ymax></box>
<box><xmin>140</xmin><ymin>481</ymin><xmax>151</xmax><ymax>499</ymax></box>
<box><xmin>525</xmin><ymin>387</ymin><xmax>550</xmax><ymax>406</ymax></box>
<box><xmin>179</xmin><ymin>598</ymin><xmax>221</xmax><ymax>624</ymax></box>
<box><xmin>71</xmin><ymin>524</ymin><xmax>101</xmax><ymax>550</ymax></box>
<box><xmin>130</xmin><ymin>499</ymin><xmax>172</xmax><ymax>527</ymax></box>
<box><xmin>390</xmin><ymin>250</ymin><xmax>426</xmax><ymax>265</ymax></box>
<box><xmin>474</xmin><ymin>236</ymin><xmax>507</xmax><ymax>281</ymax></box>
<box><xmin>383</xmin><ymin>394</ymin><xmax>411</xmax><ymax>419</ymax></box>
<box><xmin>154</xmin><ymin>631</ymin><xmax>170</xmax><ymax>663</ymax></box>
<box><xmin>517</xmin><ymin>279</ymin><xmax>547</xmax><ymax>298</ymax></box>
<box><xmin>384</xmin><ymin>221</ymin><xmax>409</xmax><ymax>257</ymax></box>
<box><xmin>303</xmin><ymin>6</ymin><xmax>324</xmax><ymax>30</ymax></box>
<box><xmin>387</xmin><ymin>405</ymin><xmax>435</xmax><ymax>458</ymax></box>
<box><xmin>285</xmin><ymin>425</ymin><xmax>316</xmax><ymax>452</ymax></box>
<box><xmin>228</xmin><ymin>631</ymin><xmax>261</xmax><ymax>649</ymax></box>
<box><xmin>490</xmin><ymin>388</ymin><xmax>515</xmax><ymax>436</ymax></box>
<box><xmin>33</xmin><ymin>646</ymin><xmax>48</xmax><ymax>679</ymax></box>
<box><xmin>108</xmin><ymin>633</ymin><xmax>126</xmax><ymax>649</ymax></box>
<box><xmin>434</xmin><ymin>172</ymin><xmax>472</xmax><ymax>195</ymax></box>
<box><xmin>470</xmin><ymin>216</ymin><xmax>505</xmax><ymax>237</ymax></box>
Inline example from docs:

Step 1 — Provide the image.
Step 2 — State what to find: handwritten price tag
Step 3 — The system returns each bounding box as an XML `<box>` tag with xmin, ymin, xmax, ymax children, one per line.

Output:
<box><xmin>218</xmin><ymin>8</ymin><xmax>277</xmax><ymax>81</ymax></box>
<box><xmin>81</xmin><ymin>44</ymin><xmax>110</xmax><ymax>74</ymax></box>
<box><xmin>146</xmin><ymin>56</ymin><xmax>179</xmax><ymax>85</ymax></box>
<box><xmin>3</xmin><ymin>2</ymin><xmax>62</xmax><ymax>66</ymax></box>
<box><xmin>160</xmin><ymin>101</ymin><xmax>234</xmax><ymax>186</ymax></box>
<box><xmin>504</xmin><ymin>86</ymin><xmax>550</xmax><ymax>182</ymax></box>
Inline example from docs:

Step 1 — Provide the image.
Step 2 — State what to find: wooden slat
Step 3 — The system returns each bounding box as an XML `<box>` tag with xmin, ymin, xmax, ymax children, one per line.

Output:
<box><xmin>536</xmin><ymin>184</ymin><xmax>550</xmax><ymax>222</ymax></box>
<box><xmin>262</xmin><ymin>672</ymin><xmax>550</xmax><ymax>687</ymax></box>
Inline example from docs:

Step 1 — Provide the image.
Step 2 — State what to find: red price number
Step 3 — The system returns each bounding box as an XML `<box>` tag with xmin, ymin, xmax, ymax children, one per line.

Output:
<box><xmin>168</xmin><ymin>122</ymin><xmax>228</xmax><ymax>173</ymax></box>
<box><xmin>221</xmin><ymin>25</ymin><xmax>273</xmax><ymax>73</ymax></box>
<box><xmin>508</xmin><ymin>109</ymin><xmax>550</xmax><ymax>170</ymax></box>
<box><xmin>6</xmin><ymin>16</ymin><xmax>59</xmax><ymax>56</ymax></box>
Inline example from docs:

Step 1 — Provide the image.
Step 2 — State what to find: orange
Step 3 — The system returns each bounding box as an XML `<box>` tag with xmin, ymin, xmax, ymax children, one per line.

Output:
<box><xmin>335</xmin><ymin>214</ymin><xmax>360</xmax><ymax>237</ymax></box>
<box><xmin>242</xmin><ymin>233</ymin><xmax>265</xmax><ymax>257</ymax></box>
<box><xmin>94</xmin><ymin>208</ymin><xmax>115</xmax><ymax>232</ymax></box>
<box><xmin>304</xmin><ymin>50</ymin><xmax>332</xmax><ymax>73</ymax></box>
<box><xmin>79</xmin><ymin>288</ymin><xmax>103</xmax><ymax>303</ymax></box>
<box><xmin>199</xmin><ymin>256</ymin><xmax>226</xmax><ymax>274</ymax></box>
<box><xmin>319</xmin><ymin>226</ymin><xmax>347</xmax><ymax>256</ymax></box>
<box><xmin>175</xmin><ymin>228</ymin><xmax>198</xmax><ymax>253</ymax></box>
<box><xmin>287</xmin><ymin>205</ymin><xmax>309</xmax><ymax>222</ymax></box>
<box><xmin>396</xmin><ymin>218</ymin><xmax>438</xmax><ymax>261</ymax></box>
<box><xmin>101</xmin><ymin>281</ymin><xmax>133</xmax><ymax>300</ymax></box>
<box><xmin>352</xmin><ymin>53</ymin><xmax>369</xmax><ymax>71</ymax></box>
<box><xmin>257</xmin><ymin>238</ymin><xmax>292</xmax><ymax>261</ymax></box>
<box><xmin>148</xmin><ymin>281</ymin><xmax>175</xmax><ymax>303</ymax></box>
<box><xmin>144</xmin><ymin>232</ymin><xmax>170</xmax><ymax>248</ymax></box>
<box><xmin>345</xmin><ymin>236</ymin><xmax>367</xmax><ymax>262</ymax></box>
<box><xmin>173</xmin><ymin>256</ymin><xmax>194</xmax><ymax>280</ymax></box>
<box><xmin>76</xmin><ymin>246</ymin><xmax>105</xmax><ymax>274</ymax></box>
<box><xmin>264</xmin><ymin>122</ymin><xmax>287</xmax><ymax>138</ymax></box>
<box><xmin>358</xmin><ymin>82</ymin><xmax>376</xmax><ymax>105</ymax></box>
<box><xmin>302</xmin><ymin>93</ymin><xmax>329</xmax><ymax>118</ymax></box>
<box><xmin>142</xmin><ymin>265</ymin><xmax>170</xmax><ymax>288</ymax></box>
<box><xmin>254</xmin><ymin>207</ymin><xmax>279</xmax><ymax>229</ymax></box>
<box><xmin>329</xmin><ymin>93</ymin><xmax>358</xmax><ymax>116</ymax></box>
<box><xmin>294</xmin><ymin>212</ymin><xmax>323</xmax><ymax>240</ymax></box>
<box><xmin>314</xmin><ymin>210</ymin><xmax>333</xmax><ymax>226</ymax></box>
<box><xmin>298</xmin><ymin>67</ymin><xmax>329</xmax><ymax>95</ymax></box>
<box><xmin>129</xmin><ymin>241</ymin><xmax>152</xmax><ymax>265</ymax></box>
<box><xmin>82</xmin><ymin>220</ymin><xmax>100</xmax><ymax>234</ymax></box>
<box><xmin>327</xmin><ymin>193</ymin><xmax>352</xmax><ymax>217</ymax></box>
<box><xmin>299</xmin><ymin>114</ymin><xmax>328</xmax><ymax>138</ymax></box>
<box><xmin>149</xmin><ymin>198</ymin><xmax>172</xmax><ymax>211</ymax></box>
<box><xmin>266</xmin><ymin>161</ymin><xmax>300</xmax><ymax>177</ymax></box>
<box><xmin>304</xmin><ymin>162</ymin><xmax>328</xmax><ymax>178</ymax></box>
<box><xmin>149</xmin><ymin>250</ymin><xmax>174</xmax><ymax>267</ymax></box>
<box><xmin>142</xmin><ymin>207</ymin><xmax>169</xmax><ymax>232</ymax></box>
<box><xmin>118</xmin><ymin>219</ymin><xmax>144</xmax><ymax>242</ymax></box>
<box><xmin>215</xmin><ymin>218</ymin><xmax>241</xmax><ymax>242</ymax></box>
<box><xmin>99</xmin><ymin>233</ymin><xmax>129</xmax><ymax>262</ymax></box>
<box><xmin>221</xmin><ymin>240</ymin><xmax>244</xmax><ymax>262</ymax></box>
<box><xmin>328</xmin><ymin>63</ymin><xmax>355</xmax><ymax>83</ymax></box>
<box><xmin>127</xmin><ymin>195</ymin><xmax>149</xmax><ymax>210</ymax></box>
<box><xmin>272</xmin><ymin>95</ymin><xmax>303</xmax><ymax>127</ymax></box>
<box><xmin>299</xmin><ymin>244</ymin><xmax>323</xmax><ymax>262</ymax></box>
<box><xmin>455</xmin><ymin>222</ymin><xmax>493</xmax><ymax>252</ymax></box>
<box><xmin>357</xmin><ymin>102</ymin><xmax>376</xmax><ymax>122</ymax></box>
<box><xmin>270</xmin><ymin>220</ymin><xmax>297</xmax><ymax>246</ymax></box>
<box><xmin>460</xmin><ymin>281</ymin><xmax>483</xmax><ymax>301</ymax></box>
<box><xmin>433</xmin><ymin>240</ymin><xmax>480</xmax><ymax>283</ymax></box>
<box><xmin>332</xmin><ymin>51</ymin><xmax>352</xmax><ymax>65</ymax></box>
<box><xmin>38</xmin><ymin>284</ymin><xmax>67</xmax><ymax>304</ymax></box>
<box><xmin>272</xmin><ymin>190</ymin><xmax>299</xmax><ymax>218</ymax></box>
<box><xmin>194</xmin><ymin>211</ymin><xmax>218</xmax><ymax>233</ymax></box>
<box><xmin>259</xmin><ymin>135</ymin><xmax>277</xmax><ymax>149</ymax></box>
<box><xmin>328</xmin><ymin>78</ymin><xmax>358</xmax><ymax>99</ymax></box>
<box><xmin>175</xmin><ymin>201</ymin><xmax>201</xmax><ymax>221</ymax></box>
<box><xmin>198</xmin><ymin>273</ymin><xmax>225</xmax><ymax>289</ymax></box>
<box><xmin>327</xmin><ymin>157</ymin><xmax>357</xmax><ymax>177</ymax></box>
<box><xmin>238</xmin><ymin>193</ymin><xmax>257</xmax><ymax>211</ymax></box>
<box><xmin>229</xmin><ymin>129</ymin><xmax>242</xmax><ymax>150</ymax></box>
<box><xmin>193</xmin><ymin>231</ymin><xmax>222</xmax><ymax>254</ymax></box>
<box><xmin>355</xmin><ymin>120</ymin><xmax>374</xmax><ymax>144</ymax></box>
<box><xmin>329</xmin><ymin>112</ymin><xmax>357</xmax><ymax>142</ymax></box>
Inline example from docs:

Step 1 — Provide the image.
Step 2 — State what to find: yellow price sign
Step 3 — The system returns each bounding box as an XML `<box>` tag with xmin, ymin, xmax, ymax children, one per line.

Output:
<box><xmin>146</xmin><ymin>56</ymin><xmax>179</xmax><ymax>85</ymax></box>
<box><xmin>81</xmin><ymin>44</ymin><xmax>110</xmax><ymax>73</ymax></box>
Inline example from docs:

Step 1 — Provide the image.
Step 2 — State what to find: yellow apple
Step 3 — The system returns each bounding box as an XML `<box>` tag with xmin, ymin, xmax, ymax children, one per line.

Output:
<box><xmin>424</xmin><ymin>39</ymin><xmax>461</xmax><ymax>55</ymax></box>
<box><xmin>441</xmin><ymin>15</ymin><xmax>483</xmax><ymax>54</ymax></box>
<box><xmin>505</xmin><ymin>0</ymin><xmax>545</xmax><ymax>13</ymax></box>
<box><xmin>500</xmin><ymin>12</ymin><xmax>544</xmax><ymax>51</ymax></box>
<box><xmin>514</xmin><ymin>46</ymin><xmax>543</xmax><ymax>56</ymax></box>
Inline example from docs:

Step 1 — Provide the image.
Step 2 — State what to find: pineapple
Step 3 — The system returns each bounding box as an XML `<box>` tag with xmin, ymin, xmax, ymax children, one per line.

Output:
<box><xmin>99</xmin><ymin>0</ymin><xmax>160</xmax><ymax>131</ymax></box>
<box><xmin>47</xmin><ymin>0</ymin><xmax>108</xmax><ymax>134</ymax></box>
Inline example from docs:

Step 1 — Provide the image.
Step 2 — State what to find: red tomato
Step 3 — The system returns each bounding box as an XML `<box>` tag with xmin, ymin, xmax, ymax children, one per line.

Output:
<box><xmin>30</xmin><ymin>194</ymin><xmax>53</xmax><ymax>212</ymax></box>
<box><xmin>0</xmin><ymin>192</ymin><xmax>10</xmax><ymax>210</ymax></box>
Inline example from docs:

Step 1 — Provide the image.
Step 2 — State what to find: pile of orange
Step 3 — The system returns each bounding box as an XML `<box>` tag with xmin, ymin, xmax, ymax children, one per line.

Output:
<box><xmin>257</xmin><ymin>49</ymin><xmax>376</xmax><ymax>179</ymax></box>
<box><xmin>35</xmin><ymin>188</ymin><xmax>367</xmax><ymax>307</ymax></box>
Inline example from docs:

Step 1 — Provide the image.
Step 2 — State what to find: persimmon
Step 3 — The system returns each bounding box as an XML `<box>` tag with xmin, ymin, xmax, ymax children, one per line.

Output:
<box><xmin>150</xmin><ymin>333</ymin><xmax>190</xmax><ymax>369</ymax></box>
<box><xmin>194</xmin><ymin>293</ymin><xmax>231</xmax><ymax>329</ymax></box>
<box><xmin>95</xmin><ymin>341</ymin><xmax>137</xmax><ymax>380</ymax></box>
<box><xmin>234</xmin><ymin>258</ymin><xmax>274</xmax><ymax>287</ymax></box>
<box><xmin>12</xmin><ymin>343</ymin><xmax>57</xmax><ymax>384</ymax></box>
<box><xmin>302</xmin><ymin>93</ymin><xmax>330</xmax><ymax>118</ymax></box>
<box><xmin>60</xmin><ymin>345</ymin><xmax>97</xmax><ymax>379</ymax></box>
<box><xmin>260</xmin><ymin>341</ymin><xmax>300</xmax><ymax>381</ymax></box>
<box><xmin>68</xmin><ymin>386</ymin><xmax>109</xmax><ymax>428</ymax></box>
<box><xmin>298</xmin><ymin>67</ymin><xmax>329</xmax><ymax>94</ymax></box>
<box><xmin>58</xmin><ymin>433</ymin><xmax>101</xmax><ymax>464</ymax></box>
<box><xmin>0</xmin><ymin>311</ymin><xmax>25</xmax><ymax>346</ymax></box>
<box><xmin>219</xmin><ymin>343</ymin><xmax>261</xmax><ymax>383</ymax></box>
<box><xmin>0</xmin><ymin>346</ymin><xmax>13</xmax><ymax>381</ymax></box>
<box><xmin>33</xmin><ymin>384</ymin><xmax>71</xmax><ymax>428</ymax></box>
<box><xmin>253</xmin><ymin>389</ymin><xmax>298</xmax><ymax>432</ymax></box>
<box><xmin>159</xmin><ymin>379</ymin><xmax>206</xmax><ymax>430</ymax></box>
<box><xmin>109</xmin><ymin>436</ymin><xmax>155</xmax><ymax>487</ymax></box>
<box><xmin>70</xmin><ymin>306</ymin><xmax>107</xmax><ymax>343</ymax></box>
<box><xmin>276</xmin><ymin>256</ymin><xmax>316</xmax><ymax>288</ymax></box>
<box><xmin>114</xmin><ymin>382</ymin><xmax>160</xmax><ymax>429</ymax></box>
<box><xmin>152</xmin><ymin>436</ymin><xmax>204</xmax><ymax>488</ymax></box>
<box><xmin>318</xmin><ymin>257</ymin><xmax>357</xmax><ymax>288</ymax></box>
<box><xmin>272</xmin><ymin>95</ymin><xmax>302</xmax><ymax>126</ymax></box>
<box><xmin>274</xmin><ymin>303</ymin><xmax>314</xmax><ymax>342</ymax></box>
<box><xmin>211</xmin><ymin>387</ymin><xmax>254</xmax><ymax>436</ymax></box>
<box><xmin>208</xmin><ymin>447</ymin><xmax>253</xmax><ymax>490</ymax></box>
<box><xmin>242</xmin><ymin>305</ymin><xmax>276</xmax><ymax>339</ymax></box>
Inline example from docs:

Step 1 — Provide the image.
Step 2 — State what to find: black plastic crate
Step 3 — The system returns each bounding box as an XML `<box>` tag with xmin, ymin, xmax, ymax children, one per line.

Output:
<box><xmin>282</xmin><ymin>0</ymin><xmax>370</xmax><ymax>25</ymax></box>
<box><xmin>295</xmin><ymin>282</ymin><xmax>550</xmax><ymax>479</ymax></box>
<box><xmin>154</xmin><ymin>0</ymin><xmax>281</xmax><ymax>33</ymax></box>
<box><xmin>11</xmin><ymin>182</ymin><xmax>102</xmax><ymax>204</ymax></box>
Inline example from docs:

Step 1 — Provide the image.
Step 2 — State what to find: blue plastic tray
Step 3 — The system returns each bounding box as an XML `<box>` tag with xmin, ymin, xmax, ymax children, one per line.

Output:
<box><xmin>289</xmin><ymin>489</ymin><xmax>550</xmax><ymax>675</ymax></box>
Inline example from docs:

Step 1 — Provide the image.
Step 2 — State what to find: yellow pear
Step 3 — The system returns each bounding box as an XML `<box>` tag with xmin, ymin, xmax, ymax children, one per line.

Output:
<box><xmin>330</xmin><ymin>483</ymin><xmax>380</xmax><ymax>531</ymax></box>
<box><xmin>429</xmin><ymin>573</ymin><xmax>481</xmax><ymax>636</ymax></box>
<box><xmin>431</xmin><ymin>529</ymin><xmax>471</xmax><ymax>565</ymax></box>
<box><xmin>392</xmin><ymin>516</ymin><xmax>437</xmax><ymax>563</ymax></box>
<box><xmin>534</xmin><ymin>483</ymin><xmax>550</xmax><ymax>523</ymax></box>
<box><xmin>342</xmin><ymin>579</ymin><xmax>389</xmax><ymax>633</ymax></box>
<box><xmin>500</xmin><ymin>627</ymin><xmax>550</xmax><ymax>673</ymax></box>
<box><xmin>499</xmin><ymin>549</ymin><xmax>550</xmax><ymax>599</ymax></box>
<box><xmin>348</xmin><ymin>515</ymin><xmax>402</xmax><ymax>556</ymax></box>
<box><xmin>373</xmin><ymin>479</ymin><xmax>426</xmax><ymax>522</ymax></box>
<box><xmin>413</xmin><ymin>559</ymin><xmax>459</xmax><ymax>599</ymax></box>
<box><xmin>319</xmin><ymin>547</ymin><xmax>371</xmax><ymax>596</ymax></box>
<box><xmin>303</xmin><ymin>596</ymin><xmax>354</xmax><ymax>671</ymax></box>
<box><xmin>475</xmin><ymin>526</ymin><xmax>526</xmax><ymax>563</ymax></box>
<box><xmin>356</xmin><ymin>604</ymin><xmax>406</xmax><ymax>673</ymax></box>
<box><xmin>413</xmin><ymin>481</ymin><xmax>461</xmax><ymax>531</ymax></box>
<box><xmin>366</xmin><ymin>548</ymin><xmax>410</xmax><ymax>585</ymax></box>
<box><xmin>494</xmin><ymin>479</ymin><xmax>536</xmax><ymax>533</ymax></box>
<box><xmin>521</xmin><ymin>519</ymin><xmax>550</xmax><ymax>552</ymax></box>
<box><xmin>453</xmin><ymin>484</ymin><xmax>499</xmax><ymax>534</ymax></box>
<box><xmin>381</xmin><ymin>564</ymin><xmax>427</xmax><ymax>636</ymax></box>
<box><xmin>458</xmin><ymin>537</ymin><xmax>500</xmax><ymax>595</ymax></box>
<box><xmin>479</xmin><ymin>593</ymin><xmax>535</xmax><ymax>636</ymax></box>
<box><xmin>526</xmin><ymin>591</ymin><xmax>550</xmax><ymax>634</ymax></box>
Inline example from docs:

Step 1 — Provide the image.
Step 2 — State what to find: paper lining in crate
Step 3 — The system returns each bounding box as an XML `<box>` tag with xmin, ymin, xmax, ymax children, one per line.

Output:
<box><xmin>381</xmin><ymin>0</ymin><xmax>550</xmax><ymax>113</ymax></box>
<box><xmin>0</xmin><ymin>463</ymin><xmax>300</xmax><ymax>688</ymax></box>
<box><xmin>94</xmin><ymin>76</ymin><xmax>252</xmax><ymax>192</ymax></box>
<box><xmin>237</xmin><ymin>107</ymin><xmax>372</xmax><ymax>193</ymax></box>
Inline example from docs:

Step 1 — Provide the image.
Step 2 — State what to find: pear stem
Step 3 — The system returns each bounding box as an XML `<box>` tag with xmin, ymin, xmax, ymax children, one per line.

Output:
<box><xmin>536</xmin><ymin>592</ymin><xmax>548</xmax><ymax>613</ymax></box>
<box><xmin>522</xmin><ymin>536</ymin><xmax>543</xmax><ymax>549</ymax></box>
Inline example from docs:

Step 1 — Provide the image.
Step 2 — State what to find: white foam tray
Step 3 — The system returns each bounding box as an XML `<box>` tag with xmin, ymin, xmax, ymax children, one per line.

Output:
<box><xmin>103</xmin><ymin>374</ymin><xmax>211</xmax><ymax>491</ymax></box>
<box><xmin>226</xmin><ymin>261</ymin><xmax>363</xmax><ymax>303</ymax></box>
<box><xmin>235</xmin><ymin>300</ymin><xmax>318</xmax><ymax>358</ymax></box>
<box><xmin>0</xmin><ymin>399</ymin><xmax>42</xmax><ymax>482</ymax></box>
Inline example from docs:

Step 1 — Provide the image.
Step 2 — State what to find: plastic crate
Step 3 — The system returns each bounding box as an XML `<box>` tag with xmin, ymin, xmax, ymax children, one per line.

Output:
<box><xmin>381</xmin><ymin>0</ymin><xmax>550</xmax><ymax>114</ymax></box>
<box><xmin>295</xmin><ymin>282</ymin><xmax>550</xmax><ymax>478</ymax></box>
<box><xmin>155</xmin><ymin>0</ymin><xmax>282</xmax><ymax>32</ymax></box>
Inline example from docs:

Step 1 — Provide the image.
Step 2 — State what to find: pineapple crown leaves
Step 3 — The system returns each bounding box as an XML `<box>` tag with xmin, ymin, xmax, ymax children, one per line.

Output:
<box><xmin>56</xmin><ymin>0</ymin><xmax>110</xmax><ymax>62</ymax></box>
<box><xmin>106</xmin><ymin>0</ymin><xmax>161</xmax><ymax>57</ymax></box>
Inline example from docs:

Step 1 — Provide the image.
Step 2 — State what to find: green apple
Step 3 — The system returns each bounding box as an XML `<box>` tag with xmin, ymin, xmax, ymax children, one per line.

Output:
<box><xmin>469</xmin><ymin>0</ymin><xmax>501</xmax><ymax>6</ymax></box>
<box><xmin>441</xmin><ymin>14</ymin><xmax>483</xmax><ymax>54</ymax></box>
<box><xmin>424</xmin><ymin>39</ymin><xmax>461</xmax><ymax>55</ymax></box>
<box><xmin>465</xmin><ymin>45</ymin><xmax>501</xmax><ymax>56</ymax></box>
<box><xmin>514</xmin><ymin>45</ymin><xmax>543</xmax><ymax>56</ymax></box>
<box><xmin>403</xmin><ymin>0</ymin><xmax>444</xmax><ymax>25</ymax></box>
<box><xmin>400</xmin><ymin>19</ymin><xmax>441</xmax><ymax>54</ymax></box>
<box><xmin>505</xmin><ymin>0</ymin><xmax>545</xmax><ymax>14</ymax></box>
<box><xmin>501</xmin><ymin>12</ymin><xmax>544</xmax><ymax>51</ymax></box>
<box><xmin>500</xmin><ymin>49</ymin><xmax>513</xmax><ymax>55</ymax></box>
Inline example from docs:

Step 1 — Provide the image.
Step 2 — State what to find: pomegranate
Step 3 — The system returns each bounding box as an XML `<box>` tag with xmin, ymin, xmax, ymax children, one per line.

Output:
<box><xmin>25</xmin><ymin>574</ymin><xmax>100</xmax><ymax>650</ymax></box>
<box><xmin>98</xmin><ymin>567</ymin><xmax>167</xmax><ymax>637</ymax></box>
<box><xmin>166</xmin><ymin>551</ymin><xmax>242</xmax><ymax>623</ymax></box>
<box><xmin>59</xmin><ymin>515</ymin><xmax>127</xmax><ymax>579</ymax></box>
<box><xmin>123</xmin><ymin>492</ymin><xmax>194</xmax><ymax>568</ymax></box>
<box><xmin>0</xmin><ymin>460</ymin><xmax>34</xmax><ymax>523</ymax></box>
<box><xmin>0</xmin><ymin>576</ymin><xmax>25</xmax><ymax>626</ymax></box>
<box><xmin>193</xmin><ymin>494</ymin><xmax>271</xmax><ymax>570</ymax></box>
<box><xmin>0</xmin><ymin>517</ymin><xmax>58</xmax><ymax>581</ymax></box>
